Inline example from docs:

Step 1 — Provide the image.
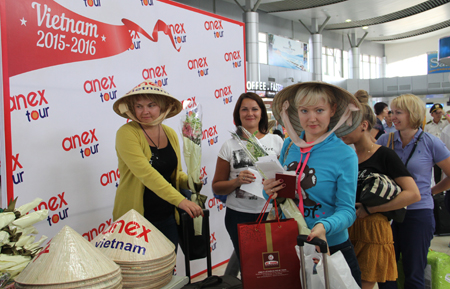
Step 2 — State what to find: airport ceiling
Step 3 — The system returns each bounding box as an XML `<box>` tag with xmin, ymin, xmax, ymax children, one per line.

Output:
<box><xmin>225</xmin><ymin>0</ymin><xmax>450</xmax><ymax>44</ymax></box>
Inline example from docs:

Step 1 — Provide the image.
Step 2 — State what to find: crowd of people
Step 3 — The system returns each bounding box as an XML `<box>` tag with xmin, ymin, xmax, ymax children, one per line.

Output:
<box><xmin>111</xmin><ymin>79</ymin><xmax>450</xmax><ymax>289</ymax></box>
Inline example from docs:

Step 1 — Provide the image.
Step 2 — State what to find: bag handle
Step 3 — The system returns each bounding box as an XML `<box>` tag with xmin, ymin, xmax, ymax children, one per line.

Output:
<box><xmin>387</xmin><ymin>132</ymin><xmax>394</xmax><ymax>150</ymax></box>
<box><xmin>404</xmin><ymin>131</ymin><xmax>424</xmax><ymax>167</ymax></box>
<box><xmin>256</xmin><ymin>198</ymin><xmax>280</xmax><ymax>231</ymax></box>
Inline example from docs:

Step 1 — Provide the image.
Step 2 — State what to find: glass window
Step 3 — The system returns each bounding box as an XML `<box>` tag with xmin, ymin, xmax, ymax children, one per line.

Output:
<box><xmin>343</xmin><ymin>51</ymin><xmax>349</xmax><ymax>79</ymax></box>
<box><xmin>328</xmin><ymin>55</ymin><xmax>334</xmax><ymax>76</ymax></box>
<box><xmin>386</xmin><ymin>54</ymin><xmax>427</xmax><ymax>77</ymax></box>
<box><xmin>258</xmin><ymin>33</ymin><xmax>267</xmax><ymax>42</ymax></box>
<box><xmin>258</xmin><ymin>32</ymin><xmax>267</xmax><ymax>64</ymax></box>
<box><xmin>363</xmin><ymin>61</ymin><xmax>370</xmax><ymax>79</ymax></box>
<box><xmin>335</xmin><ymin>54</ymin><xmax>342</xmax><ymax>78</ymax></box>
<box><xmin>322</xmin><ymin>54</ymin><xmax>327</xmax><ymax>75</ymax></box>
<box><xmin>370</xmin><ymin>62</ymin><xmax>376</xmax><ymax>79</ymax></box>
<box><xmin>259</xmin><ymin>42</ymin><xmax>267</xmax><ymax>64</ymax></box>
<box><xmin>334</xmin><ymin>49</ymin><xmax>342</xmax><ymax>77</ymax></box>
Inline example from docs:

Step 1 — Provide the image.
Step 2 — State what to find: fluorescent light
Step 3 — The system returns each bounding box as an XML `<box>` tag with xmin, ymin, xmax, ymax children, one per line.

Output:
<box><xmin>345</xmin><ymin>19</ymin><xmax>352</xmax><ymax>22</ymax></box>
<box><xmin>362</xmin><ymin>26</ymin><xmax>368</xmax><ymax>30</ymax></box>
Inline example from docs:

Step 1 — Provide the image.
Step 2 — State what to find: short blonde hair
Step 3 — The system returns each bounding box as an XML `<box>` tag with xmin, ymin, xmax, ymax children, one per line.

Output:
<box><xmin>125</xmin><ymin>94</ymin><xmax>168</xmax><ymax>119</ymax></box>
<box><xmin>391</xmin><ymin>94</ymin><xmax>425</xmax><ymax>129</ymax></box>
<box><xmin>294</xmin><ymin>83</ymin><xmax>337</xmax><ymax>108</ymax></box>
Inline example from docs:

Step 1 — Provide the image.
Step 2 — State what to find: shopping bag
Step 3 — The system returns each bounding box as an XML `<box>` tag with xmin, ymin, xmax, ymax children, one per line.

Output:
<box><xmin>296</xmin><ymin>244</ymin><xmax>360</xmax><ymax>289</ymax></box>
<box><xmin>295</xmin><ymin>243</ymin><xmax>323</xmax><ymax>288</ymax></box>
<box><xmin>237</xmin><ymin>200</ymin><xmax>301</xmax><ymax>289</ymax></box>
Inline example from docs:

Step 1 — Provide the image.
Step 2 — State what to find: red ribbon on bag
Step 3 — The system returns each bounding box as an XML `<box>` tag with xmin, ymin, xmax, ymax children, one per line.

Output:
<box><xmin>256</xmin><ymin>198</ymin><xmax>280</xmax><ymax>231</ymax></box>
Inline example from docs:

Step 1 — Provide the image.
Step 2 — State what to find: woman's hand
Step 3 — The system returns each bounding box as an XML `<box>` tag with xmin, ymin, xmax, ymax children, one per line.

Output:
<box><xmin>263</xmin><ymin>178</ymin><xmax>285</xmax><ymax>199</ymax></box>
<box><xmin>355</xmin><ymin>202</ymin><xmax>370</xmax><ymax>219</ymax></box>
<box><xmin>236</xmin><ymin>170</ymin><xmax>256</xmax><ymax>186</ymax></box>
<box><xmin>178</xmin><ymin>199</ymin><xmax>204</xmax><ymax>218</ymax></box>
<box><xmin>307</xmin><ymin>223</ymin><xmax>329</xmax><ymax>254</ymax></box>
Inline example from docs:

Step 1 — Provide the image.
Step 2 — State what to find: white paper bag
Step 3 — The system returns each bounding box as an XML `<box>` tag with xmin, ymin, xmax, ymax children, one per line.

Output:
<box><xmin>296</xmin><ymin>245</ymin><xmax>360</xmax><ymax>289</ymax></box>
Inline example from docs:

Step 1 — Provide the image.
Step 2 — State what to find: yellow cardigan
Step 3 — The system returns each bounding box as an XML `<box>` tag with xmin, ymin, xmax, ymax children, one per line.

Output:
<box><xmin>113</xmin><ymin>121</ymin><xmax>189</xmax><ymax>222</ymax></box>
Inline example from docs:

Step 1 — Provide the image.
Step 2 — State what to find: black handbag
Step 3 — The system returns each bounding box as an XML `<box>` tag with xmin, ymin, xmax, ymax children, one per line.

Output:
<box><xmin>177</xmin><ymin>189</ymin><xmax>209</xmax><ymax>260</ymax></box>
<box><xmin>359</xmin><ymin>172</ymin><xmax>406</xmax><ymax>223</ymax></box>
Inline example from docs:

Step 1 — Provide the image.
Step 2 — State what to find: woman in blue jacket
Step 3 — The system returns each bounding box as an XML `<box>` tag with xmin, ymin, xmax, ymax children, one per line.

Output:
<box><xmin>264</xmin><ymin>82</ymin><xmax>363</xmax><ymax>286</ymax></box>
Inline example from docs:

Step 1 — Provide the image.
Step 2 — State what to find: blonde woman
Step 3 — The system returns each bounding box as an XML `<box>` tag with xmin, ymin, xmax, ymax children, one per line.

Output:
<box><xmin>377</xmin><ymin>94</ymin><xmax>450</xmax><ymax>289</ymax></box>
<box><xmin>264</xmin><ymin>82</ymin><xmax>363</xmax><ymax>286</ymax></box>
<box><xmin>341</xmin><ymin>93</ymin><xmax>420</xmax><ymax>289</ymax></box>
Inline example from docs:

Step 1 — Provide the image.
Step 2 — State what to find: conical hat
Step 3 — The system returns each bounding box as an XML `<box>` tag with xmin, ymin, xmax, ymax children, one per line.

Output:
<box><xmin>113</xmin><ymin>80</ymin><xmax>182</xmax><ymax>120</ymax></box>
<box><xmin>92</xmin><ymin>209</ymin><xmax>175</xmax><ymax>262</ymax></box>
<box><xmin>272</xmin><ymin>81</ymin><xmax>363</xmax><ymax>138</ymax></box>
<box><xmin>15</xmin><ymin>226</ymin><xmax>120</xmax><ymax>286</ymax></box>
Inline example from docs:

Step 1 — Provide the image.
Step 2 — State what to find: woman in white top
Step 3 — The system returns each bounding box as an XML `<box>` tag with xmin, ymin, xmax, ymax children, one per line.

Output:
<box><xmin>212</xmin><ymin>92</ymin><xmax>283</xmax><ymax>262</ymax></box>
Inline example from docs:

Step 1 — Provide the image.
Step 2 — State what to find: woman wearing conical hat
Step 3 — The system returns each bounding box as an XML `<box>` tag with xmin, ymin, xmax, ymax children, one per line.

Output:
<box><xmin>263</xmin><ymin>81</ymin><xmax>364</xmax><ymax>286</ymax></box>
<box><xmin>112</xmin><ymin>80</ymin><xmax>203</xmax><ymax>249</ymax></box>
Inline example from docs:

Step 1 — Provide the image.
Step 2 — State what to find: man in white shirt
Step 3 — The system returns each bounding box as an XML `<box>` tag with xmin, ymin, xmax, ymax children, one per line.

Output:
<box><xmin>425</xmin><ymin>103</ymin><xmax>450</xmax><ymax>138</ymax></box>
<box><xmin>426</xmin><ymin>103</ymin><xmax>450</xmax><ymax>184</ymax></box>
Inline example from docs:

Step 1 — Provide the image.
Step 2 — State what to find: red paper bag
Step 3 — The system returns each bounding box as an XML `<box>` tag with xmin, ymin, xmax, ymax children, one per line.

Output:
<box><xmin>238</xmin><ymin>217</ymin><xmax>301</xmax><ymax>289</ymax></box>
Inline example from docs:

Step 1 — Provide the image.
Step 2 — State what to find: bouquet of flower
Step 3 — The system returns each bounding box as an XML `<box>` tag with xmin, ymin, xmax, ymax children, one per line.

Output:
<box><xmin>230</xmin><ymin>126</ymin><xmax>269</xmax><ymax>178</ymax></box>
<box><xmin>181</xmin><ymin>104</ymin><xmax>207</xmax><ymax>235</ymax></box>
<box><xmin>0</xmin><ymin>197</ymin><xmax>49</xmax><ymax>285</ymax></box>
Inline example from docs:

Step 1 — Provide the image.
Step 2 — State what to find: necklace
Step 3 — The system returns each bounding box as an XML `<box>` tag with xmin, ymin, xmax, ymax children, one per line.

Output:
<box><xmin>140</xmin><ymin>124</ymin><xmax>160</xmax><ymax>149</ymax></box>
<box><xmin>367</xmin><ymin>144</ymin><xmax>374</xmax><ymax>153</ymax></box>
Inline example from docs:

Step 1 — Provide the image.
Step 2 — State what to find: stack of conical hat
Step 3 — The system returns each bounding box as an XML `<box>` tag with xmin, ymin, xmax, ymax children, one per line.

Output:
<box><xmin>14</xmin><ymin>226</ymin><xmax>122</xmax><ymax>289</ymax></box>
<box><xmin>92</xmin><ymin>209</ymin><xmax>176</xmax><ymax>289</ymax></box>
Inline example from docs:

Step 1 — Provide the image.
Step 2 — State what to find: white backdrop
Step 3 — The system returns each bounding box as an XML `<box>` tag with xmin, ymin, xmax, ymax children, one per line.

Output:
<box><xmin>0</xmin><ymin>0</ymin><xmax>245</xmax><ymax>277</ymax></box>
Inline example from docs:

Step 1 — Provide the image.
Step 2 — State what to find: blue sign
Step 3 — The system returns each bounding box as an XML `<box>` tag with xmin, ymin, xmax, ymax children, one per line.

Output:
<box><xmin>427</xmin><ymin>52</ymin><xmax>450</xmax><ymax>74</ymax></box>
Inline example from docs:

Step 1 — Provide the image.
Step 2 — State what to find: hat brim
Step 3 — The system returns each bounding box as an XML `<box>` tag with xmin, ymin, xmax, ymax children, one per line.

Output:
<box><xmin>113</xmin><ymin>82</ymin><xmax>182</xmax><ymax>120</ymax></box>
<box><xmin>430</xmin><ymin>104</ymin><xmax>443</xmax><ymax>114</ymax></box>
<box><xmin>272</xmin><ymin>81</ymin><xmax>363</xmax><ymax>138</ymax></box>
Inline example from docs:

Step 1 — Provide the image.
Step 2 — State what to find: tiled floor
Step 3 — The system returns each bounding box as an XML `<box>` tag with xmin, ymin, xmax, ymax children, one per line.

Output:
<box><xmin>191</xmin><ymin>234</ymin><xmax>450</xmax><ymax>285</ymax></box>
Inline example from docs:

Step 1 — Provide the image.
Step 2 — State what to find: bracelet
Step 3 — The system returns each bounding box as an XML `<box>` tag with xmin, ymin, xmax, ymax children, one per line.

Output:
<box><xmin>362</xmin><ymin>204</ymin><xmax>371</xmax><ymax>215</ymax></box>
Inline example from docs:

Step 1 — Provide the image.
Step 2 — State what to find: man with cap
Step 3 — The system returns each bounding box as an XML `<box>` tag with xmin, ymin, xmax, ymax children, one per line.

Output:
<box><xmin>425</xmin><ymin>103</ymin><xmax>450</xmax><ymax>138</ymax></box>
<box><xmin>425</xmin><ymin>103</ymin><xmax>450</xmax><ymax>184</ymax></box>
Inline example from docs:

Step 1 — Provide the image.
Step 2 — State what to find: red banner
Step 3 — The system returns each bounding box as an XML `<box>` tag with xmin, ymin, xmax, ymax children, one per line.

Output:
<box><xmin>3</xmin><ymin>0</ymin><xmax>180</xmax><ymax>76</ymax></box>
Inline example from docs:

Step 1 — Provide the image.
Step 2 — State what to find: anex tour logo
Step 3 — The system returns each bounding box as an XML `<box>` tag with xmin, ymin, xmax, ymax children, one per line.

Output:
<box><xmin>142</xmin><ymin>65</ymin><xmax>168</xmax><ymax>87</ymax></box>
<box><xmin>128</xmin><ymin>30</ymin><xmax>142</xmax><ymax>51</ymax></box>
<box><xmin>208</xmin><ymin>197</ymin><xmax>225</xmax><ymax>212</ymax></box>
<box><xmin>100</xmin><ymin>168</ymin><xmax>120</xmax><ymax>187</ymax></box>
<box><xmin>188</xmin><ymin>57</ymin><xmax>209</xmax><ymax>77</ymax></box>
<box><xmin>202</xmin><ymin>125</ymin><xmax>218</xmax><ymax>146</ymax></box>
<box><xmin>12</xmin><ymin>153</ymin><xmax>24</xmax><ymax>185</ymax></box>
<box><xmin>215</xmin><ymin>85</ymin><xmax>233</xmax><ymax>105</ymax></box>
<box><xmin>204</xmin><ymin>20</ymin><xmax>224</xmax><ymax>39</ymax></box>
<box><xmin>170</xmin><ymin>23</ymin><xmax>187</xmax><ymax>45</ymax></box>
<box><xmin>62</xmin><ymin>128</ymin><xmax>99</xmax><ymax>158</ymax></box>
<box><xmin>224</xmin><ymin>50</ymin><xmax>242</xmax><ymax>68</ymax></box>
<box><xmin>83</xmin><ymin>0</ymin><xmax>101</xmax><ymax>7</ymax></box>
<box><xmin>10</xmin><ymin>89</ymin><xmax>49</xmax><ymax>122</ymax></box>
<box><xmin>83</xmin><ymin>75</ymin><xmax>117</xmax><ymax>103</ymax></box>
<box><xmin>140</xmin><ymin>0</ymin><xmax>153</xmax><ymax>6</ymax></box>
<box><xmin>34</xmin><ymin>192</ymin><xmax>69</xmax><ymax>226</ymax></box>
<box><xmin>210</xmin><ymin>232</ymin><xmax>218</xmax><ymax>252</ymax></box>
